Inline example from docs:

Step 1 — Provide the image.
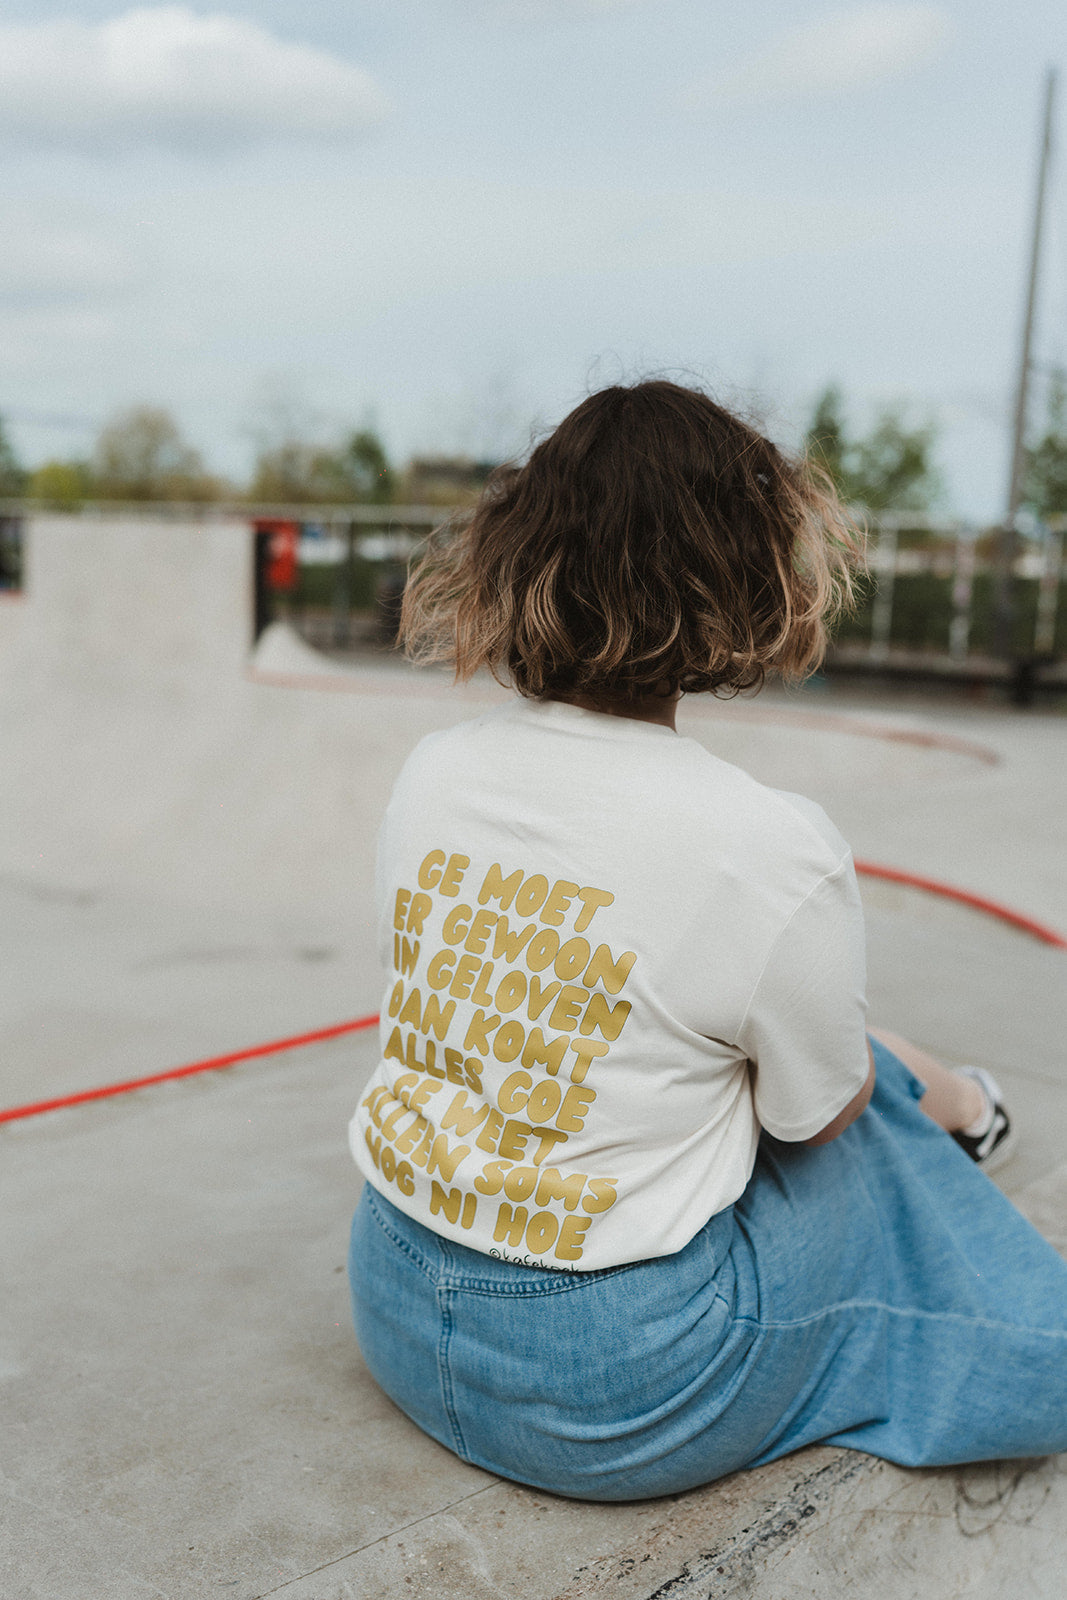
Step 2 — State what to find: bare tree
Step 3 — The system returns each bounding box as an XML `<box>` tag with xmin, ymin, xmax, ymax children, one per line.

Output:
<box><xmin>94</xmin><ymin>405</ymin><xmax>218</xmax><ymax>500</ymax></box>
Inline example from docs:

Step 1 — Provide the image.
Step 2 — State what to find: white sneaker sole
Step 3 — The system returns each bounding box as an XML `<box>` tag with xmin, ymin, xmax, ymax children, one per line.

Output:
<box><xmin>976</xmin><ymin>1121</ymin><xmax>1017</xmax><ymax>1175</ymax></box>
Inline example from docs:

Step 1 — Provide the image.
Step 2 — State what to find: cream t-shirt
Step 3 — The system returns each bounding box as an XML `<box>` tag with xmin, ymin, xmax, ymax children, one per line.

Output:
<box><xmin>350</xmin><ymin>697</ymin><xmax>870</xmax><ymax>1271</ymax></box>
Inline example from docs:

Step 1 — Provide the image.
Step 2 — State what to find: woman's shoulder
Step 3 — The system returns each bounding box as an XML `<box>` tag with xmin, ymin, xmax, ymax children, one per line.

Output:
<box><xmin>664</xmin><ymin>737</ymin><xmax>851</xmax><ymax>871</ymax></box>
<box><xmin>764</xmin><ymin>786</ymin><xmax>851</xmax><ymax>863</ymax></box>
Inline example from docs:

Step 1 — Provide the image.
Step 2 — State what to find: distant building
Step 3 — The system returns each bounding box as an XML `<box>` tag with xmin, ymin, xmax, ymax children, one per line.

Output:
<box><xmin>401</xmin><ymin>456</ymin><xmax>497</xmax><ymax>506</ymax></box>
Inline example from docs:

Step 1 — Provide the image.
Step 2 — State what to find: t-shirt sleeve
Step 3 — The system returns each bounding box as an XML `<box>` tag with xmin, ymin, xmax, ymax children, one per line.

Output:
<box><xmin>735</xmin><ymin>857</ymin><xmax>870</xmax><ymax>1141</ymax></box>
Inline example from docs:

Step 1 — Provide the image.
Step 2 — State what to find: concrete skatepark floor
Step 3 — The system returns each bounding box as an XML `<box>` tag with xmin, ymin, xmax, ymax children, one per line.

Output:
<box><xmin>2</xmin><ymin>517</ymin><xmax>1066</xmax><ymax>1599</ymax></box>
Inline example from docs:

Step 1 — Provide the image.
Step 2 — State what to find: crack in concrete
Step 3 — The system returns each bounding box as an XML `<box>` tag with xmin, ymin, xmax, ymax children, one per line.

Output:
<box><xmin>248</xmin><ymin>1480</ymin><xmax>501</xmax><ymax>1599</ymax></box>
<box><xmin>627</xmin><ymin>1452</ymin><xmax>875</xmax><ymax>1599</ymax></box>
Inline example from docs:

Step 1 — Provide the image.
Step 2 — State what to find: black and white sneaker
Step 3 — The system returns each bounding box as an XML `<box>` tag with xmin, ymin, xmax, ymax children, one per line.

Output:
<box><xmin>951</xmin><ymin>1066</ymin><xmax>1016</xmax><ymax>1173</ymax></box>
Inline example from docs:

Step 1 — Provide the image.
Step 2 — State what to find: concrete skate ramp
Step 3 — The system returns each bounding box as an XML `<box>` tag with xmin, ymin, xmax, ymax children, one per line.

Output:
<box><xmin>0</xmin><ymin>514</ymin><xmax>500</xmax><ymax>917</ymax></box>
<box><xmin>2</xmin><ymin>515</ymin><xmax>1066</xmax><ymax>1599</ymax></box>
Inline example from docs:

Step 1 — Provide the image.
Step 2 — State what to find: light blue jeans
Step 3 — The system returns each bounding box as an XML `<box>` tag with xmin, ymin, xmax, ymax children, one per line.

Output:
<box><xmin>348</xmin><ymin>1041</ymin><xmax>1067</xmax><ymax>1500</ymax></box>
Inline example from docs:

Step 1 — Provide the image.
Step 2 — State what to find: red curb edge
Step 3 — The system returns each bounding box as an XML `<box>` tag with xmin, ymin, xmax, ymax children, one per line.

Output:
<box><xmin>0</xmin><ymin>1013</ymin><xmax>381</xmax><ymax>1127</ymax></box>
<box><xmin>854</xmin><ymin>860</ymin><xmax>1067</xmax><ymax>949</ymax></box>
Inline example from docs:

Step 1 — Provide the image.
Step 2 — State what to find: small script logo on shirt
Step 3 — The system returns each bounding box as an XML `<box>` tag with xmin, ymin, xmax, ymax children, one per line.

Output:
<box><xmin>488</xmin><ymin>1248</ymin><xmax>581</xmax><ymax>1273</ymax></box>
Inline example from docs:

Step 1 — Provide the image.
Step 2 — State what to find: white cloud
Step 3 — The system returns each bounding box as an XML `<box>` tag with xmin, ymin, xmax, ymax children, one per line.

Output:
<box><xmin>710</xmin><ymin>5</ymin><xmax>952</xmax><ymax>103</ymax></box>
<box><xmin>0</xmin><ymin>7</ymin><xmax>388</xmax><ymax>153</ymax></box>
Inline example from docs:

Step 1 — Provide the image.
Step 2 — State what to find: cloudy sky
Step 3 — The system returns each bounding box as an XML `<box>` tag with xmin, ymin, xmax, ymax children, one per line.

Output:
<box><xmin>2</xmin><ymin>0</ymin><xmax>1066</xmax><ymax>516</ymax></box>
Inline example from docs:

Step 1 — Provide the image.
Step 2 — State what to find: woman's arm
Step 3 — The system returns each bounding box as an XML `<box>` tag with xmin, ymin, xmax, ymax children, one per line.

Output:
<box><xmin>802</xmin><ymin>1041</ymin><xmax>876</xmax><ymax>1147</ymax></box>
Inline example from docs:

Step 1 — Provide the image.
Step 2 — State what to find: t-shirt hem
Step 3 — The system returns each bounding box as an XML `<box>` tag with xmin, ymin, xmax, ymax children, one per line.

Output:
<box><xmin>756</xmin><ymin>1067</ymin><xmax>871</xmax><ymax>1142</ymax></box>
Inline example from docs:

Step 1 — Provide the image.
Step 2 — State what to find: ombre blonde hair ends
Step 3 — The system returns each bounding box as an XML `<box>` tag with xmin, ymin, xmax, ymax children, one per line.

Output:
<box><xmin>400</xmin><ymin>380</ymin><xmax>864</xmax><ymax>703</ymax></box>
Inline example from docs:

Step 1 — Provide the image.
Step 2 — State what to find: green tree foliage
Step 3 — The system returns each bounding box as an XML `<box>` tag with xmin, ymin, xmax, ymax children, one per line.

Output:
<box><xmin>94</xmin><ymin>405</ymin><xmax>218</xmax><ymax>500</ymax></box>
<box><xmin>0</xmin><ymin>415</ymin><xmax>27</xmax><ymax>496</ymax></box>
<box><xmin>248</xmin><ymin>427</ymin><xmax>394</xmax><ymax>505</ymax></box>
<box><xmin>848</xmin><ymin>409</ymin><xmax>941</xmax><ymax>514</ymax></box>
<box><xmin>325</xmin><ymin>429</ymin><xmax>396</xmax><ymax>503</ymax></box>
<box><xmin>804</xmin><ymin>386</ymin><xmax>940</xmax><ymax>513</ymax></box>
<box><xmin>27</xmin><ymin>459</ymin><xmax>96</xmax><ymax>508</ymax></box>
<box><xmin>1024</xmin><ymin>368</ymin><xmax>1067</xmax><ymax>518</ymax></box>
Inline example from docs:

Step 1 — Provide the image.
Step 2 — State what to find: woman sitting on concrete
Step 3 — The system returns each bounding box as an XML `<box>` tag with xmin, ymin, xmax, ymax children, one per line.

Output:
<box><xmin>347</xmin><ymin>379</ymin><xmax>1067</xmax><ymax>1500</ymax></box>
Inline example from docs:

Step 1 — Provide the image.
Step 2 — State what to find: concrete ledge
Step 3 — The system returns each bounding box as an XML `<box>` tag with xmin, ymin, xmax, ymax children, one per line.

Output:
<box><xmin>559</xmin><ymin>1451</ymin><xmax>1067</xmax><ymax>1600</ymax></box>
<box><xmin>265</xmin><ymin>1429</ymin><xmax>1067</xmax><ymax>1600</ymax></box>
<box><xmin>262</xmin><ymin>1165</ymin><xmax>1067</xmax><ymax>1600</ymax></box>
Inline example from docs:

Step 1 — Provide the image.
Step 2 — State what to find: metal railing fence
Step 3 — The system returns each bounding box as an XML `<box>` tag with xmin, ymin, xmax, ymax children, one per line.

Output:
<box><xmin>2</xmin><ymin>504</ymin><xmax>1065</xmax><ymax>684</ymax></box>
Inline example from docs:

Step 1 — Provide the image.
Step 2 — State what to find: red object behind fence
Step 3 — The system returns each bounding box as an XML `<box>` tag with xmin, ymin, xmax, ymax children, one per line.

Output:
<box><xmin>256</xmin><ymin>519</ymin><xmax>300</xmax><ymax>592</ymax></box>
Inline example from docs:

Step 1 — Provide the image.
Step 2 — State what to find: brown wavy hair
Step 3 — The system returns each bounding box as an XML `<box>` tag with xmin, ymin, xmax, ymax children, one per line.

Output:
<box><xmin>400</xmin><ymin>380</ymin><xmax>864</xmax><ymax>702</ymax></box>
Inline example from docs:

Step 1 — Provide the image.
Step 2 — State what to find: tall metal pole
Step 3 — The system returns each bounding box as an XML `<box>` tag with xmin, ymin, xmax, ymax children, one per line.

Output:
<box><xmin>994</xmin><ymin>67</ymin><xmax>1056</xmax><ymax>665</ymax></box>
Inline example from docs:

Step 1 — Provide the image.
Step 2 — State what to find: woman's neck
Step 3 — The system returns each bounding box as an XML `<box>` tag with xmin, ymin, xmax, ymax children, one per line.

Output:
<box><xmin>551</xmin><ymin>692</ymin><xmax>679</xmax><ymax>731</ymax></box>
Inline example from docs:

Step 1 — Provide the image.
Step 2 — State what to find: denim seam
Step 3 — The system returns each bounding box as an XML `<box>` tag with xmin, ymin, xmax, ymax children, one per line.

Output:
<box><xmin>435</xmin><ymin>1284</ymin><xmax>471</xmax><ymax>1462</ymax></box>
<box><xmin>363</xmin><ymin>1187</ymin><xmax>440</xmax><ymax>1282</ymax></box>
<box><xmin>740</xmin><ymin>1298</ymin><xmax>1067</xmax><ymax>1338</ymax></box>
<box><xmin>444</xmin><ymin>1260</ymin><xmax>642</xmax><ymax>1299</ymax></box>
<box><xmin>434</xmin><ymin>1235</ymin><xmax>471</xmax><ymax>1462</ymax></box>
